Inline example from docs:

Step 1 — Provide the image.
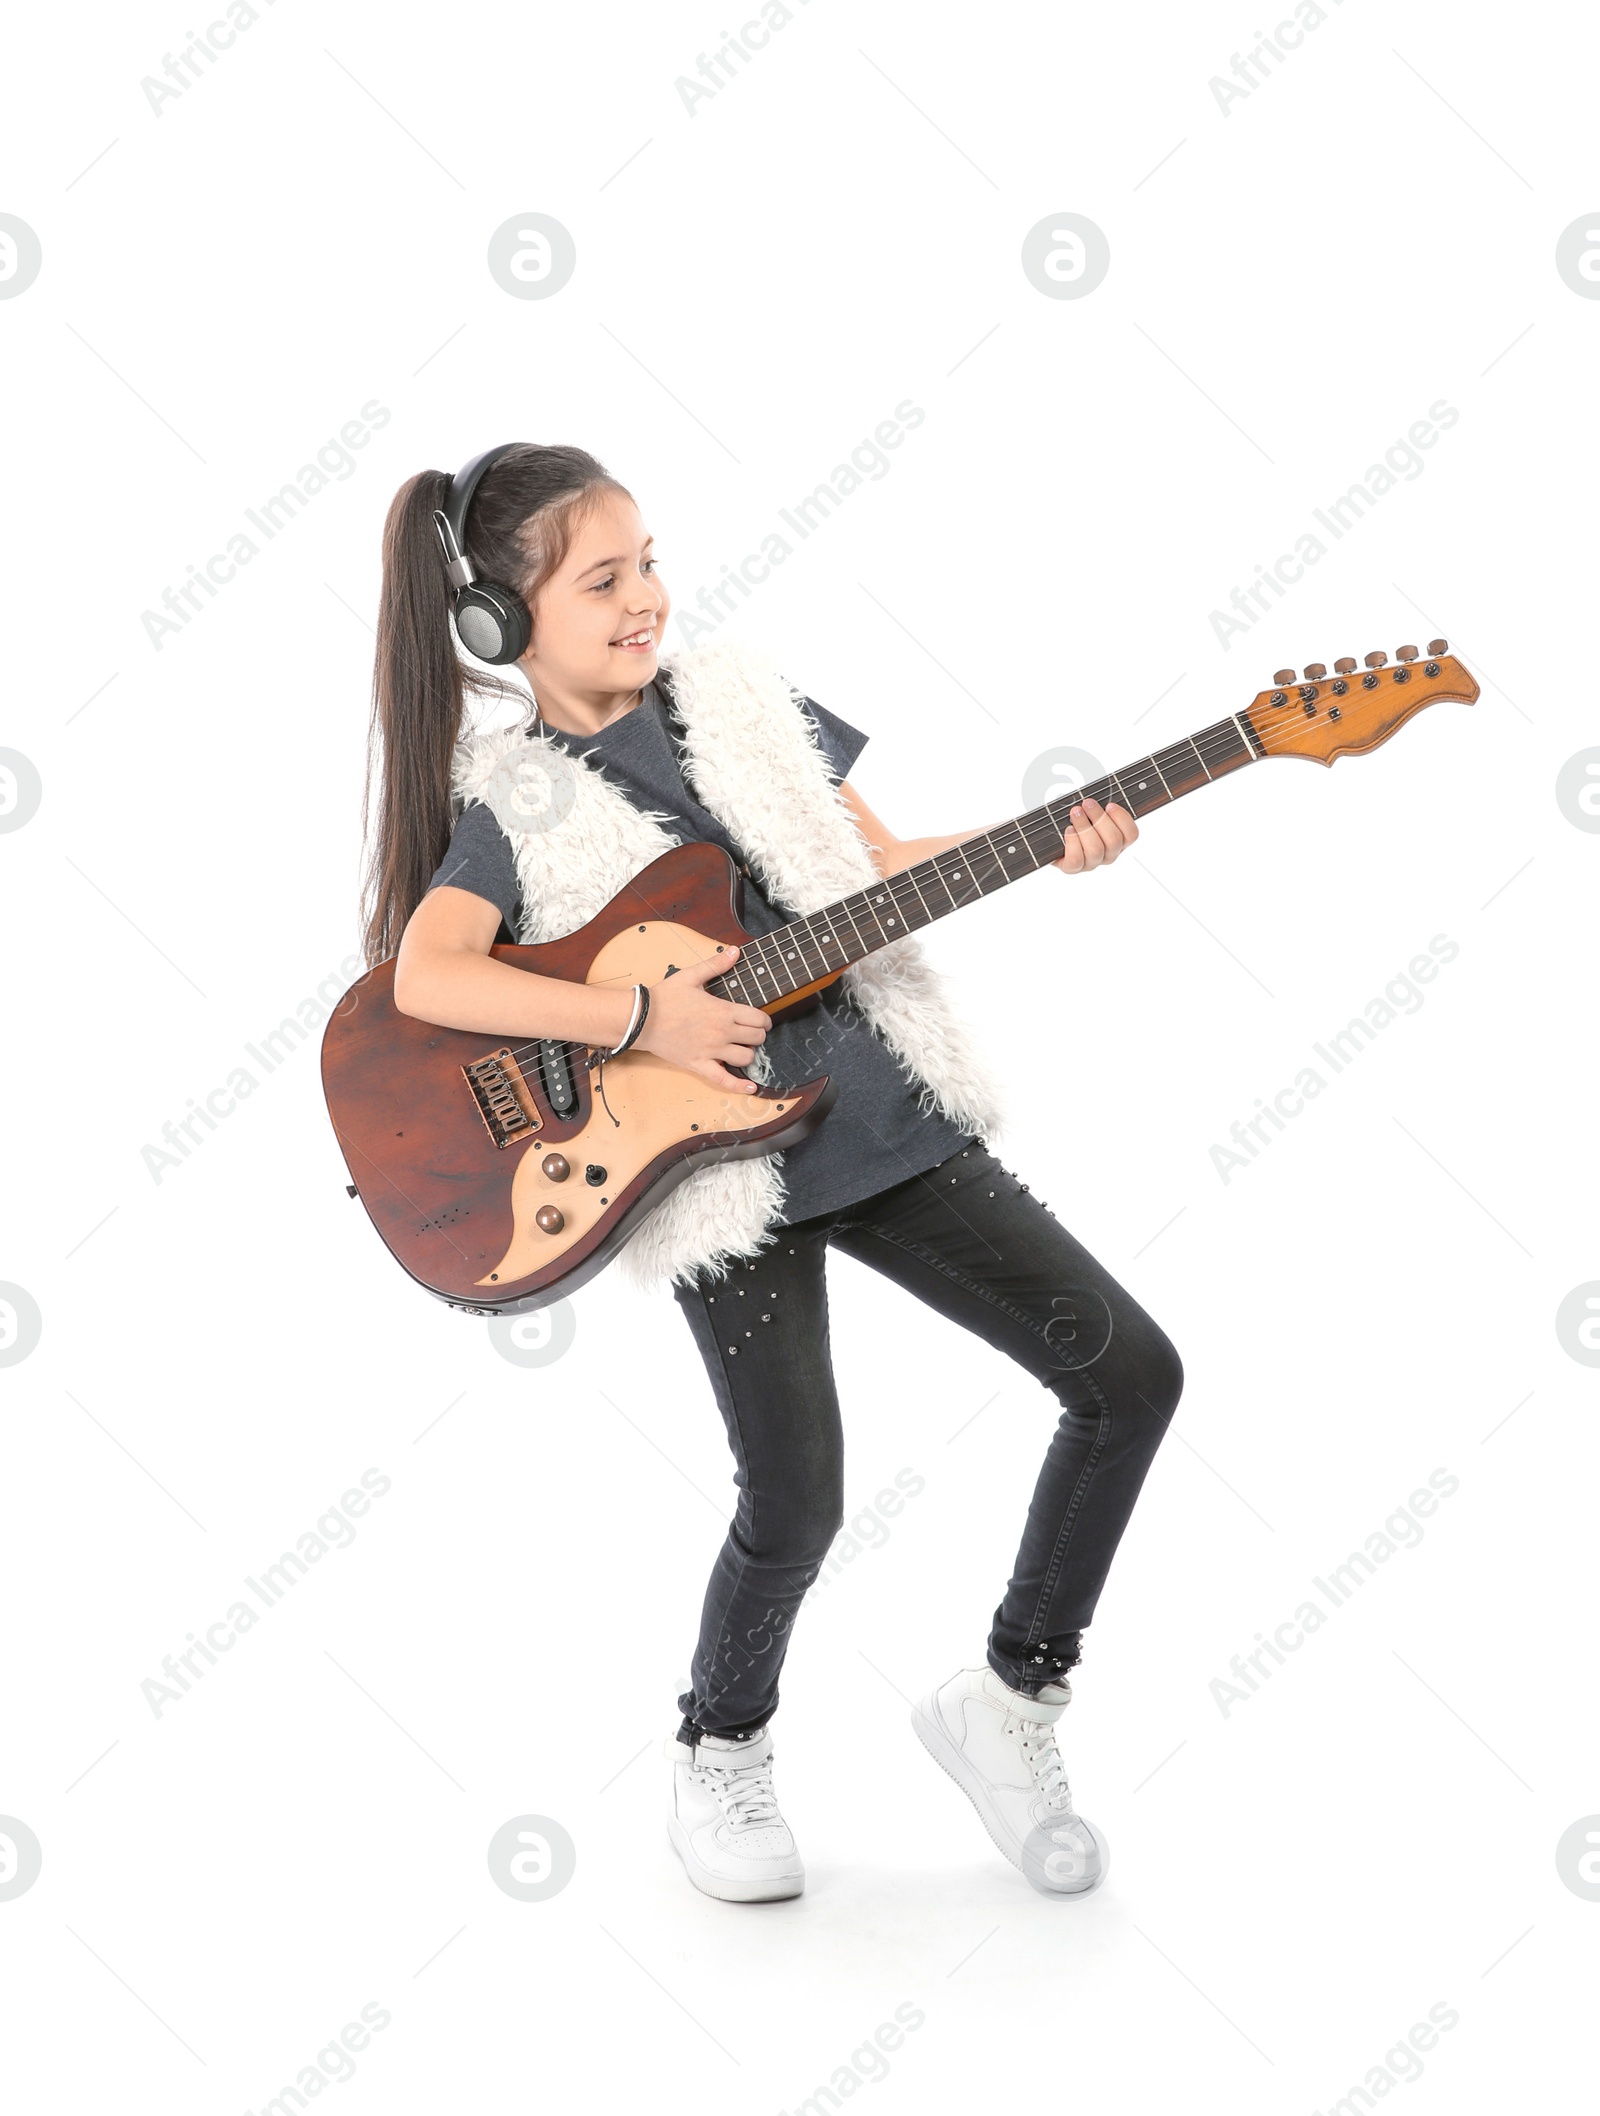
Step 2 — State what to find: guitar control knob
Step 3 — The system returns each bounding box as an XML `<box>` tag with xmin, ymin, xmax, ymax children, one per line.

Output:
<box><xmin>1273</xmin><ymin>669</ymin><xmax>1295</xmax><ymax>684</ymax></box>
<box><xmin>541</xmin><ymin>1153</ymin><xmax>571</xmax><ymax>1182</ymax></box>
<box><xmin>1396</xmin><ymin>644</ymin><xmax>1419</xmax><ymax>661</ymax></box>
<box><xmin>1364</xmin><ymin>650</ymin><xmax>1388</xmax><ymax>667</ymax></box>
<box><xmin>535</xmin><ymin>1205</ymin><xmax>565</xmax><ymax>1235</ymax></box>
<box><xmin>1428</xmin><ymin>637</ymin><xmax>1448</xmax><ymax>654</ymax></box>
<box><xmin>1304</xmin><ymin>664</ymin><xmax>1327</xmax><ymax>680</ymax></box>
<box><xmin>1334</xmin><ymin>657</ymin><xmax>1357</xmax><ymax>674</ymax></box>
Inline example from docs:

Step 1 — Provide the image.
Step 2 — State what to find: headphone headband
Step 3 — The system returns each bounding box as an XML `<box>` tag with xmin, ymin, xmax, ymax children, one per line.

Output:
<box><xmin>432</xmin><ymin>443</ymin><xmax>532</xmax><ymax>665</ymax></box>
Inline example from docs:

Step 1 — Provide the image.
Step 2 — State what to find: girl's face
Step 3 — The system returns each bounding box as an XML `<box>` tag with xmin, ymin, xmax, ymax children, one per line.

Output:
<box><xmin>519</xmin><ymin>487</ymin><xmax>670</xmax><ymax>707</ymax></box>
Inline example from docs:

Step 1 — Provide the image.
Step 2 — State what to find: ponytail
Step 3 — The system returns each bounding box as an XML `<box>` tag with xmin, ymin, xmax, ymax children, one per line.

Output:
<box><xmin>360</xmin><ymin>444</ymin><xmax>627</xmax><ymax>965</ymax></box>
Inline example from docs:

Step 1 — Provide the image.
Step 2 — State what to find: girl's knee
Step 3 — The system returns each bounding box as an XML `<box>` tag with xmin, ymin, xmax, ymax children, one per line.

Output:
<box><xmin>743</xmin><ymin>1486</ymin><xmax>844</xmax><ymax>1570</ymax></box>
<box><xmin>1140</xmin><ymin>1327</ymin><xmax>1184</xmax><ymax>1426</ymax></box>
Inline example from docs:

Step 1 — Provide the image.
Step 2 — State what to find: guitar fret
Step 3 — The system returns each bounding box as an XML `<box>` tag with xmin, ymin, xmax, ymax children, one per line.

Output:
<box><xmin>973</xmin><ymin>830</ymin><xmax>1007</xmax><ymax>891</ymax></box>
<box><xmin>864</xmin><ymin>882</ymin><xmax>904</xmax><ymax>942</ymax></box>
<box><xmin>1155</xmin><ymin>733</ymin><xmax>1207</xmax><ymax>789</ymax></box>
<box><xmin>1008</xmin><ymin>823</ymin><xmax>1043</xmax><ymax>869</ymax></box>
<box><xmin>896</xmin><ymin>859</ymin><xmax>938</xmax><ymax>924</ymax></box>
<box><xmin>835</xmin><ymin>891</ymin><xmax>874</xmax><ymax>956</ymax></box>
<box><xmin>928</xmin><ymin>854</ymin><xmax>961</xmax><ymax>912</ymax></box>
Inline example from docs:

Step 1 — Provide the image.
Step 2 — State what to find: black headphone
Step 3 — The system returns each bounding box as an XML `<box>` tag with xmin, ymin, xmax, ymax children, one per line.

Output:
<box><xmin>433</xmin><ymin>444</ymin><xmax>531</xmax><ymax>665</ymax></box>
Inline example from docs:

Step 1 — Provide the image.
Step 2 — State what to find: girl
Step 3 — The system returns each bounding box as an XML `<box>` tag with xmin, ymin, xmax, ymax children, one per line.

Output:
<box><xmin>364</xmin><ymin>442</ymin><xmax>1184</xmax><ymax>1905</ymax></box>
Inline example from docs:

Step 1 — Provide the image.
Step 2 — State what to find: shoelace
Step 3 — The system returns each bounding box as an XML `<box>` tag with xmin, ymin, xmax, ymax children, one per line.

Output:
<box><xmin>1005</xmin><ymin>1710</ymin><xmax>1075</xmax><ymax>1814</ymax></box>
<box><xmin>696</xmin><ymin>1749</ymin><xmax>782</xmax><ymax>1828</ymax></box>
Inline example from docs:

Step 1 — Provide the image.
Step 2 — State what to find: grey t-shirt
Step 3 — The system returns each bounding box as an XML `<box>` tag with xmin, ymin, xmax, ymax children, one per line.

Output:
<box><xmin>427</xmin><ymin>679</ymin><xmax>974</xmax><ymax>1225</ymax></box>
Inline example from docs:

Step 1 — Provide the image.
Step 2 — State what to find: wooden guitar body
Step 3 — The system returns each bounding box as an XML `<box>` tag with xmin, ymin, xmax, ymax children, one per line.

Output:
<box><xmin>320</xmin><ymin>840</ymin><xmax>837</xmax><ymax>1316</ymax></box>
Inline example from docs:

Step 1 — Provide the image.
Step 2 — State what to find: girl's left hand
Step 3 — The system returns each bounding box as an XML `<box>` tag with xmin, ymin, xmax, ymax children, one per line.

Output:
<box><xmin>1051</xmin><ymin>795</ymin><xmax>1138</xmax><ymax>874</ymax></box>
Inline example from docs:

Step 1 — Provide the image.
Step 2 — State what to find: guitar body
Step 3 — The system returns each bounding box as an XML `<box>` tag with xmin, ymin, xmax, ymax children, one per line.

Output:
<box><xmin>320</xmin><ymin>840</ymin><xmax>838</xmax><ymax>1316</ymax></box>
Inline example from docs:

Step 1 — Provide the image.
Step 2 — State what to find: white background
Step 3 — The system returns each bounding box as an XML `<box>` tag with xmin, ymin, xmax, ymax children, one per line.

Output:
<box><xmin>2</xmin><ymin>0</ymin><xmax>1596</xmax><ymax>2108</ymax></box>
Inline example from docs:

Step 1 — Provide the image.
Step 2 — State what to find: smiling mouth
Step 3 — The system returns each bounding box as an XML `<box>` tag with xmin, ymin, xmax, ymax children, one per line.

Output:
<box><xmin>612</xmin><ymin>629</ymin><xmax>656</xmax><ymax>650</ymax></box>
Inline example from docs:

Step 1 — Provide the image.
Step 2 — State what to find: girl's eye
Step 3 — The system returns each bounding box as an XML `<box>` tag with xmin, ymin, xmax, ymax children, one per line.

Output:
<box><xmin>590</xmin><ymin>558</ymin><xmax>655</xmax><ymax>592</ymax></box>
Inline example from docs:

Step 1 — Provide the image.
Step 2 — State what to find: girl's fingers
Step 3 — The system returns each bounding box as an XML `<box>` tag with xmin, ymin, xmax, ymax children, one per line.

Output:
<box><xmin>1081</xmin><ymin>796</ymin><xmax>1134</xmax><ymax>861</ymax></box>
<box><xmin>1101</xmin><ymin>798</ymin><xmax>1138</xmax><ymax>846</ymax></box>
<box><xmin>1069</xmin><ymin>801</ymin><xmax>1106</xmax><ymax>867</ymax></box>
<box><xmin>1053</xmin><ymin>796</ymin><xmax>1136</xmax><ymax>872</ymax></box>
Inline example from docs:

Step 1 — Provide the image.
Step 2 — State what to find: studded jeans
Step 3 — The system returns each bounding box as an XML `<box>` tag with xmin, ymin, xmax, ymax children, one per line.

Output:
<box><xmin>670</xmin><ymin>1138</ymin><xmax>1185</xmax><ymax>1742</ymax></box>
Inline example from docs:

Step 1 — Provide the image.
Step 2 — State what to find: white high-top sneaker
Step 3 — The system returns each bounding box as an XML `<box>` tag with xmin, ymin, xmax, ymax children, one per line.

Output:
<box><xmin>665</xmin><ymin>1727</ymin><xmax>805</xmax><ymax>1903</ymax></box>
<box><xmin>913</xmin><ymin>1667</ymin><xmax>1108</xmax><ymax>1895</ymax></box>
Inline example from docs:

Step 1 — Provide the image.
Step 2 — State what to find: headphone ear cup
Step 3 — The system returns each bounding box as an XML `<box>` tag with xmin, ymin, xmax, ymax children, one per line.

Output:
<box><xmin>453</xmin><ymin>582</ymin><xmax>531</xmax><ymax>665</ymax></box>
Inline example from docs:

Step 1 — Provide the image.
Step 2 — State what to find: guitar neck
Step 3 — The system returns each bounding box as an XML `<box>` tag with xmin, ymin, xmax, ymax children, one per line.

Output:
<box><xmin>714</xmin><ymin>705</ymin><xmax>1264</xmax><ymax>1009</ymax></box>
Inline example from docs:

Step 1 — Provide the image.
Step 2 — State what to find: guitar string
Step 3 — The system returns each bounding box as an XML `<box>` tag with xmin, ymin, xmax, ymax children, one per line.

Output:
<box><xmin>467</xmin><ymin>675</ymin><xmax>1445</xmax><ymax>1084</ymax></box>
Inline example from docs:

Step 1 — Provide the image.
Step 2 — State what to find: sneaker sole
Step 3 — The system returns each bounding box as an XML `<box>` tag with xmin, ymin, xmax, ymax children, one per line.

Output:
<box><xmin>911</xmin><ymin>1696</ymin><xmax>1109</xmax><ymax>1897</ymax></box>
<box><xmin>665</xmin><ymin>1818</ymin><xmax>804</xmax><ymax>1903</ymax></box>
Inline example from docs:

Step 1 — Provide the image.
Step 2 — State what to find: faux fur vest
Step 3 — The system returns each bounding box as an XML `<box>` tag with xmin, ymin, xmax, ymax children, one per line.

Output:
<box><xmin>451</xmin><ymin>632</ymin><xmax>1010</xmax><ymax>1296</ymax></box>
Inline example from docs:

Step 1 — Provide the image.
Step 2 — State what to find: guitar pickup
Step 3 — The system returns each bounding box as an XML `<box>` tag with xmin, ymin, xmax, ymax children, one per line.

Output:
<box><xmin>462</xmin><ymin>1048</ymin><xmax>542</xmax><ymax>1149</ymax></box>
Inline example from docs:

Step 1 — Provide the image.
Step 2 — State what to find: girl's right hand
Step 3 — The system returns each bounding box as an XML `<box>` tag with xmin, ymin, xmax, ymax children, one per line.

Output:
<box><xmin>632</xmin><ymin>944</ymin><xmax>770</xmax><ymax>1094</ymax></box>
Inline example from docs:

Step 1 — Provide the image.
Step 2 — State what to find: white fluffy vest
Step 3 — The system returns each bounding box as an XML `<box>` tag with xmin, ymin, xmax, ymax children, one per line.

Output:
<box><xmin>451</xmin><ymin>632</ymin><xmax>1010</xmax><ymax>1295</ymax></box>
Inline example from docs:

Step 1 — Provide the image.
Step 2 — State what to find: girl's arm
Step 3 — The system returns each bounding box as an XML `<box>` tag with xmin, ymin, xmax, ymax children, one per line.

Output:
<box><xmin>394</xmin><ymin>885</ymin><xmax>639</xmax><ymax>1041</ymax></box>
<box><xmin>837</xmin><ymin>780</ymin><xmax>1136</xmax><ymax>879</ymax></box>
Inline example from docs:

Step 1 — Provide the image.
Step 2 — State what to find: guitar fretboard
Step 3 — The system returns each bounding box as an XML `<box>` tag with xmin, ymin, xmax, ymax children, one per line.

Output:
<box><xmin>712</xmin><ymin>708</ymin><xmax>1263</xmax><ymax>1008</ymax></box>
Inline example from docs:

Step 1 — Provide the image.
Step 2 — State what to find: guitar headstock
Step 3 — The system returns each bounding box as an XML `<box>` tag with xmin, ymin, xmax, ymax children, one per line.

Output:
<box><xmin>1246</xmin><ymin>641</ymin><xmax>1479</xmax><ymax>766</ymax></box>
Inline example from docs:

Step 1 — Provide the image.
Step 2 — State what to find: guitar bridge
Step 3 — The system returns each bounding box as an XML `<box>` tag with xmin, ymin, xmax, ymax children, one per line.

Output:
<box><xmin>462</xmin><ymin>1048</ymin><xmax>542</xmax><ymax>1150</ymax></box>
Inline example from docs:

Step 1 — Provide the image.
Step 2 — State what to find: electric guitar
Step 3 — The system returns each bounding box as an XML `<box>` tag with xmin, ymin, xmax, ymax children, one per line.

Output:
<box><xmin>321</xmin><ymin>642</ymin><xmax>1478</xmax><ymax>1315</ymax></box>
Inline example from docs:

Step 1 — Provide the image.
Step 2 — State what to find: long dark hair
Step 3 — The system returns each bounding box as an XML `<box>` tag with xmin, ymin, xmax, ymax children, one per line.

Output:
<box><xmin>361</xmin><ymin>444</ymin><xmax>629</xmax><ymax>965</ymax></box>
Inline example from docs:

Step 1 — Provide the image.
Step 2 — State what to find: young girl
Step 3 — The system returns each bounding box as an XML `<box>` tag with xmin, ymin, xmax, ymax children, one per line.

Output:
<box><xmin>364</xmin><ymin>442</ymin><xmax>1184</xmax><ymax>1905</ymax></box>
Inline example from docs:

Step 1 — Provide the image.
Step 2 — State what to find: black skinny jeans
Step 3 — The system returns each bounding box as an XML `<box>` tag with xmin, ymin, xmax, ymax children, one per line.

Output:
<box><xmin>671</xmin><ymin>1138</ymin><xmax>1184</xmax><ymax>1741</ymax></box>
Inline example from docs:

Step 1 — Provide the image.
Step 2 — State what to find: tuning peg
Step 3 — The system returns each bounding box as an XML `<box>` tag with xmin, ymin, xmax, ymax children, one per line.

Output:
<box><xmin>1334</xmin><ymin>657</ymin><xmax>1357</xmax><ymax>675</ymax></box>
<box><xmin>1364</xmin><ymin>650</ymin><xmax>1388</xmax><ymax>667</ymax></box>
<box><xmin>1427</xmin><ymin>637</ymin><xmax>1448</xmax><ymax>654</ymax></box>
<box><xmin>1396</xmin><ymin>644</ymin><xmax>1418</xmax><ymax>662</ymax></box>
<box><xmin>1273</xmin><ymin>669</ymin><xmax>1295</xmax><ymax>684</ymax></box>
<box><xmin>1303</xmin><ymin>663</ymin><xmax>1327</xmax><ymax>680</ymax></box>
